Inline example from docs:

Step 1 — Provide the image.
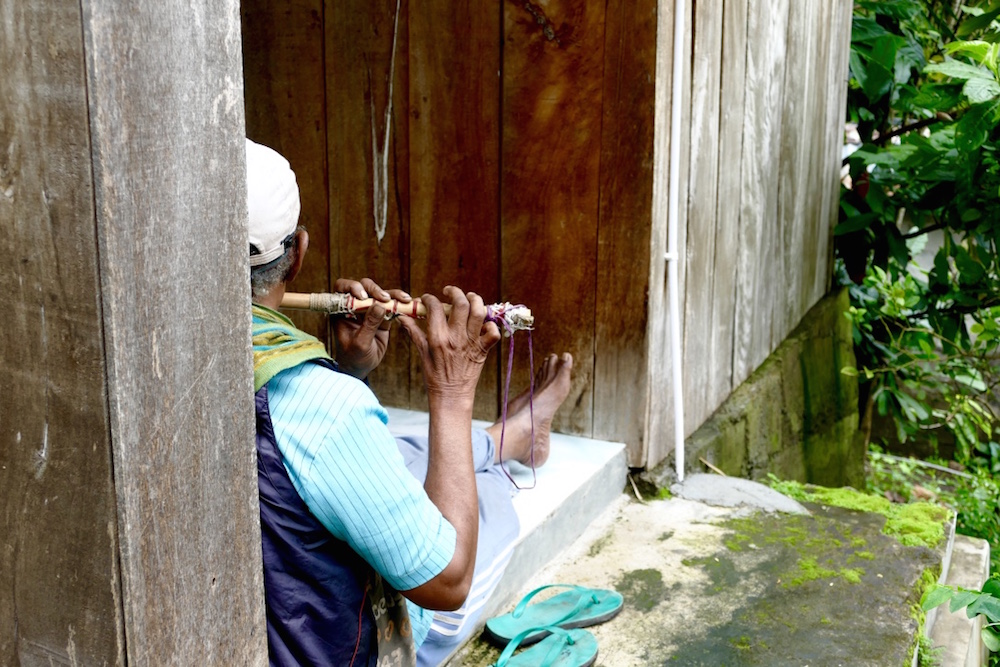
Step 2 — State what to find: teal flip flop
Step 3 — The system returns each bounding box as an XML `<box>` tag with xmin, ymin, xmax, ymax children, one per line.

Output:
<box><xmin>493</xmin><ymin>627</ymin><xmax>598</xmax><ymax>667</ymax></box>
<box><xmin>484</xmin><ymin>584</ymin><xmax>624</xmax><ymax>647</ymax></box>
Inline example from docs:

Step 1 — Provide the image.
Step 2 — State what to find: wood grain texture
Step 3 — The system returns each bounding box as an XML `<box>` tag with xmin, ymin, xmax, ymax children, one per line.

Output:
<box><xmin>817</xmin><ymin>0</ymin><xmax>853</xmax><ymax>303</ymax></box>
<box><xmin>682</xmin><ymin>0</ymin><xmax>724</xmax><ymax>433</ymax></box>
<box><xmin>644</xmin><ymin>0</ymin><xmax>676</xmax><ymax>467</ymax></box>
<box><xmin>733</xmin><ymin>0</ymin><xmax>789</xmax><ymax>387</ymax></box>
<box><xmin>592</xmin><ymin>0</ymin><xmax>657</xmax><ymax>449</ymax></box>
<box><xmin>804</xmin><ymin>0</ymin><xmax>834</xmax><ymax>315</ymax></box>
<box><xmin>675</xmin><ymin>0</ymin><xmax>694</xmax><ymax>435</ymax></box>
<box><xmin>409</xmin><ymin>0</ymin><xmax>501</xmax><ymax>419</ymax></box>
<box><xmin>710</xmin><ymin>0</ymin><xmax>748</xmax><ymax>408</ymax></box>
<box><xmin>326</xmin><ymin>0</ymin><xmax>414</xmax><ymax>409</ymax></box>
<box><xmin>0</xmin><ymin>1</ymin><xmax>123</xmax><ymax>662</ymax></box>
<box><xmin>501</xmin><ymin>0</ymin><xmax>608</xmax><ymax>437</ymax></box>
<box><xmin>243</xmin><ymin>0</ymin><xmax>330</xmax><ymax>343</ymax></box>
<box><xmin>775</xmin><ymin>0</ymin><xmax>813</xmax><ymax>346</ymax></box>
<box><xmin>82</xmin><ymin>0</ymin><xmax>266</xmax><ymax>662</ymax></box>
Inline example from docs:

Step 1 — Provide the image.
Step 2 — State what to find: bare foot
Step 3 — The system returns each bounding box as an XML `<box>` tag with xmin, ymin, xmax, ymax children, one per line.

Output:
<box><xmin>487</xmin><ymin>352</ymin><xmax>573</xmax><ymax>468</ymax></box>
<box><xmin>506</xmin><ymin>353</ymin><xmax>560</xmax><ymax>416</ymax></box>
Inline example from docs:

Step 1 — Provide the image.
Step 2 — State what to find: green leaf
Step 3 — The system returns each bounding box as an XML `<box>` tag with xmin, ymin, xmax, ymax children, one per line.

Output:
<box><xmin>983</xmin><ymin>626</ymin><xmax>1000</xmax><ymax>652</ymax></box>
<box><xmin>853</xmin><ymin>16</ymin><xmax>891</xmax><ymax>43</ymax></box>
<box><xmin>921</xmin><ymin>584</ymin><xmax>955</xmax><ymax>611</ymax></box>
<box><xmin>956</xmin><ymin>10</ymin><xmax>1000</xmax><ymax>38</ymax></box>
<box><xmin>963</xmin><ymin>76</ymin><xmax>1000</xmax><ymax>104</ymax></box>
<box><xmin>835</xmin><ymin>213</ymin><xmax>879</xmax><ymax>236</ymax></box>
<box><xmin>896</xmin><ymin>391</ymin><xmax>931</xmax><ymax>421</ymax></box>
<box><xmin>982</xmin><ymin>579</ymin><xmax>1000</xmax><ymax>598</ymax></box>
<box><xmin>950</xmin><ymin>589</ymin><xmax>981</xmax><ymax>613</ymax></box>
<box><xmin>967</xmin><ymin>595</ymin><xmax>1000</xmax><ymax>622</ymax></box>
<box><xmin>955</xmin><ymin>101</ymin><xmax>999</xmax><ymax>152</ymax></box>
<box><xmin>906</xmin><ymin>83</ymin><xmax>965</xmax><ymax>111</ymax></box>
<box><xmin>954</xmin><ymin>246</ymin><xmax>987</xmax><ymax>284</ymax></box>
<box><xmin>896</xmin><ymin>41</ymin><xmax>926</xmax><ymax>84</ymax></box>
<box><xmin>860</xmin><ymin>35</ymin><xmax>904</xmax><ymax>101</ymax></box>
<box><xmin>926</xmin><ymin>59</ymin><xmax>993</xmax><ymax>82</ymax></box>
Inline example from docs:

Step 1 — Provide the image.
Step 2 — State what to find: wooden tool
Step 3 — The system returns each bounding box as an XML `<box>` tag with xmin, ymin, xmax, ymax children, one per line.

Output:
<box><xmin>281</xmin><ymin>291</ymin><xmax>534</xmax><ymax>331</ymax></box>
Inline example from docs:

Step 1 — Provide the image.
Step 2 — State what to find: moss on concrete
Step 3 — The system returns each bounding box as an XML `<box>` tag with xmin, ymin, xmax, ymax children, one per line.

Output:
<box><xmin>669</xmin><ymin>503</ymin><xmax>947</xmax><ymax>666</ymax></box>
<box><xmin>769</xmin><ymin>479</ymin><xmax>952</xmax><ymax>548</ymax></box>
<box><xmin>587</xmin><ymin>530</ymin><xmax>614</xmax><ymax>558</ymax></box>
<box><xmin>614</xmin><ymin>568</ymin><xmax>667</xmax><ymax>613</ymax></box>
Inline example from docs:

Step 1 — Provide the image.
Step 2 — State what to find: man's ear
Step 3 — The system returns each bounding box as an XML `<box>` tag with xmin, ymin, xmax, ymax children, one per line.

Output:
<box><xmin>285</xmin><ymin>228</ymin><xmax>310</xmax><ymax>284</ymax></box>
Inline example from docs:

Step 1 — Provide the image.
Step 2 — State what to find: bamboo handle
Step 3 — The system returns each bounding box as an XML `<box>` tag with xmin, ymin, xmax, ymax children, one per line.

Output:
<box><xmin>281</xmin><ymin>291</ymin><xmax>441</xmax><ymax>317</ymax></box>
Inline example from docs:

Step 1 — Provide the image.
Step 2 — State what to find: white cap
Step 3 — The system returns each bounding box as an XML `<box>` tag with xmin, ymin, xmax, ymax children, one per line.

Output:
<box><xmin>246</xmin><ymin>138</ymin><xmax>301</xmax><ymax>267</ymax></box>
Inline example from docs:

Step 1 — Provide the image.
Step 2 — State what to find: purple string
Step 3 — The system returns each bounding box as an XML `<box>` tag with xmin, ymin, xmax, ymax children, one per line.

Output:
<box><xmin>491</xmin><ymin>306</ymin><xmax>536</xmax><ymax>490</ymax></box>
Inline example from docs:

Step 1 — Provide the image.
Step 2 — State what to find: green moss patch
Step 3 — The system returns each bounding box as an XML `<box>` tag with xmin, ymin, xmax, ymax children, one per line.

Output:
<box><xmin>770</xmin><ymin>479</ymin><xmax>951</xmax><ymax>548</ymax></box>
<box><xmin>615</xmin><ymin>568</ymin><xmax>668</xmax><ymax>613</ymax></box>
<box><xmin>671</xmin><ymin>504</ymin><xmax>945</xmax><ymax>666</ymax></box>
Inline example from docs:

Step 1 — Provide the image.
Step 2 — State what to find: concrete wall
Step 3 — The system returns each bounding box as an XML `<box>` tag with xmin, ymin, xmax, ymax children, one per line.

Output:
<box><xmin>647</xmin><ymin>288</ymin><xmax>865</xmax><ymax>488</ymax></box>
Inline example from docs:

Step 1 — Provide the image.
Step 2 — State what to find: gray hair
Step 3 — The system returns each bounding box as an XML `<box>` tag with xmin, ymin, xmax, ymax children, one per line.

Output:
<box><xmin>250</xmin><ymin>229</ymin><xmax>301</xmax><ymax>298</ymax></box>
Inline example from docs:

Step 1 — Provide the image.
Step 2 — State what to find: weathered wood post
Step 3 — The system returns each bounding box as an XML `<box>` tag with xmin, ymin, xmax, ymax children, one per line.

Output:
<box><xmin>1</xmin><ymin>0</ymin><xmax>266</xmax><ymax>663</ymax></box>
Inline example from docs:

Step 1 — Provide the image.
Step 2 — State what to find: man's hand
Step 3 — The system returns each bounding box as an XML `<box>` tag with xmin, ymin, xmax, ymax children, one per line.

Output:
<box><xmin>397</xmin><ymin>286</ymin><xmax>502</xmax><ymax>406</ymax></box>
<box><xmin>395</xmin><ymin>286</ymin><xmax>501</xmax><ymax>610</ymax></box>
<box><xmin>331</xmin><ymin>277</ymin><xmax>411</xmax><ymax>380</ymax></box>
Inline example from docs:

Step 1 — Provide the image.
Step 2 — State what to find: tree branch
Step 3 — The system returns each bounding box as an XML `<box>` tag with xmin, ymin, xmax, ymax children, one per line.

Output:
<box><xmin>877</xmin><ymin>114</ymin><xmax>951</xmax><ymax>146</ymax></box>
<box><xmin>903</xmin><ymin>223</ymin><xmax>947</xmax><ymax>240</ymax></box>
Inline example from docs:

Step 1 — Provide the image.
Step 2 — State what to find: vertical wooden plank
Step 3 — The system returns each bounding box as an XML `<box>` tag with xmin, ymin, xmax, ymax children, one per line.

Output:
<box><xmin>801</xmin><ymin>0</ymin><xmax>830</xmax><ymax>317</ymax></box>
<box><xmin>501</xmin><ymin>0</ymin><xmax>606</xmax><ymax>436</ymax></box>
<box><xmin>733</xmin><ymin>0</ymin><xmax>788</xmax><ymax>387</ymax></box>
<box><xmin>408</xmin><ymin>0</ymin><xmax>500</xmax><ymax>419</ymax></box>
<box><xmin>326</xmin><ymin>0</ymin><xmax>414</xmax><ymax>408</ymax></box>
<box><xmin>82</xmin><ymin>0</ymin><xmax>266</xmax><ymax>661</ymax></box>
<box><xmin>242</xmin><ymin>0</ymin><xmax>330</xmax><ymax>343</ymax></box>
<box><xmin>756</xmin><ymin>0</ymin><xmax>789</xmax><ymax>367</ymax></box>
<box><xmin>682</xmin><ymin>0</ymin><xmax>724</xmax><ymax>432</ymax></box>
<box><xmin>645</xmin><ymin>0</ymin><xmax>676</xmax><ymax>467</ymax></box>
<box><xmin>676</xmin><ymin>0</ymin><xmax>694</xmax><ymax>410</ymax></box>
<box><xmin>815</xmin><ymin>0</ymin><xmax>853</xmax><ymax>303</ymax></box>
<box><xmin>710</xmin><ymin>0</ymin><xmax>748</xmax><ymax>409</ymax></box>
<box><xmin>0</xmin><ymin>1</ymin><xmax>124</xmax><ymax>662</ymax></box>
<box><xmin>592</xmin><ymin>0</ymin><xmax>657</xmax><ymax>449</ymax></box>
<box><xmin>775</xmin><ymin>0</ymin><xmax>814</xmax><ymax>343</ymax></box>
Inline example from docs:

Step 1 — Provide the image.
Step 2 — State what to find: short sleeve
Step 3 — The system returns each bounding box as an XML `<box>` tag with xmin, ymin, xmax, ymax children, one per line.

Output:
<box><xmin>266</xmin><ymin>362</ymin><xmax>456</xmax><ymax>591</ymax></box>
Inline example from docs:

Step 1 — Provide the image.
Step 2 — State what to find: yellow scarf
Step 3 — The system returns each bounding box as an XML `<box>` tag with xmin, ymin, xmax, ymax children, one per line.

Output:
<box><xmin>251</xmin><ymin>304</ymin><xmax>331</xmax><ymax>392</ymax></box>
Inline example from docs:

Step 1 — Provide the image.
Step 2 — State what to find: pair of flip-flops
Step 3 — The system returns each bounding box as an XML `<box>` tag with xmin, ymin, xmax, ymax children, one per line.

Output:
<box><xmin>485</xmin><ymin>585</ymin><xmax>624</xmax><ymax>667</ymax></box>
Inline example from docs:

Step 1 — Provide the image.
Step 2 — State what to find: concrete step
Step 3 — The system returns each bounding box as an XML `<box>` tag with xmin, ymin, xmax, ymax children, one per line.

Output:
<box><xmin>385</xmin><ymin>407</ymin><xmax>628</xmax><ymax>634</ymax></box>
<box><xmin>925</xmin><ymin>533</ymin><xmax>992</xmax><ymax>667</ymax></box>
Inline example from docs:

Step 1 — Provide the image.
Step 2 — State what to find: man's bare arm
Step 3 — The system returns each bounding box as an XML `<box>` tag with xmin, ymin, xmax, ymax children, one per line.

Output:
<box><xmin>396</xmin><ymin>288</ymin><xmax>500</xmax><ymax>610</ymax></box>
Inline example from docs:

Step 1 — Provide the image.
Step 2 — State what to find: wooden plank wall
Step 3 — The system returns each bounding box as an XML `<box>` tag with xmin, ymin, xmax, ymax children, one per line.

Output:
<box><xmin>3</xmin><ymin>0</ymin><xmax>265</xmax><ymax>662</ymax></box>
<box><xmin>242</xmin><ymin>0</ymin><xmax>850</xmax><ymax>467</ymax></box>
<box><xmin>646</xmin><ymin>0</ymin><xmax>851</xmax><ymax>467</ymax></box>
<box><xmin>324</xmin><ymin>0</ymin><xmax>418</xmax><ymax>410</ymax></box>
<box><xmin>243</xmin><ymin>0</ymin><xmax>659</xmax><ymax>433</ymax></box>
<box><xmin>83</xmin><ymin>0</ymin><xmax>267</xmax><ymax>662</ymax></box>
<box><xmin>410</xmin><ymin>1</ymin><xmax>501</xmax><ymax>419</ymax></box>
<box><xmin>1</xmin><ymin>1</ymin><xmax>123</xmax><ymax>662</ymax></box>
<box><xmin>243</xmin><ymin>0</ymin><xmax>331</xmax><ymax>345</ymax></box>
<box><xmin>502</xmin><ymin>0</ymin><xmax>606</xmax><ymax>436</ymax></box>
<box><xmin>592</xmin><ymin>0</ymin><xmax>658</xmax><ymax>446</ymax></box>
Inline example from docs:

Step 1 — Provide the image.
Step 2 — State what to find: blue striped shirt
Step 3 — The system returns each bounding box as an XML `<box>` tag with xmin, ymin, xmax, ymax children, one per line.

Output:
<box><xmin>265</xmin><ymin>361</ymin><xmax>456</xmax><ymax>647</ymax></box>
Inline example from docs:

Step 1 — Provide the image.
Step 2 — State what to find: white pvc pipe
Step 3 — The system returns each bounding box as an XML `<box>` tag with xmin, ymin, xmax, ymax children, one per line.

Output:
<box><xmin>667</xmin><ymin>0</ymin><xmax>686</xmax><ymax>482</ymax></box>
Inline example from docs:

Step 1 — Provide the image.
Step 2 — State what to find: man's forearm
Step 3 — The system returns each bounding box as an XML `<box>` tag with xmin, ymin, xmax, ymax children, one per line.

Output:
<box><xmin>416</xmin><ymin>398</ymin><xmax>479</xmax><ymax>609</ymax></box>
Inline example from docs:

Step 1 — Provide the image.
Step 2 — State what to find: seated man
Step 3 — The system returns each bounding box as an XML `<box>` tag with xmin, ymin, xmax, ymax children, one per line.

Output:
<box><xmin>246</xmin><ymin>138</ymin><xmax>572</xmax><ymax>666</ymax></box>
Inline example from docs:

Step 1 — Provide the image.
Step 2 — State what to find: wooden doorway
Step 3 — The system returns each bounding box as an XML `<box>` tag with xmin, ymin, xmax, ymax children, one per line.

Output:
<box><xmin>241</xmin><ymin>0</ymin><xmax>657</xmax><ymax>439</ymax></box>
